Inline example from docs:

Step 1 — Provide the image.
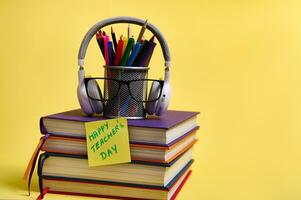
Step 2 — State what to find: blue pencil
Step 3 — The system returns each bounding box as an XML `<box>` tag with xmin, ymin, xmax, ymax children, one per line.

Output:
<box><xmin>107</xmin><ymin>41</ymin><xmax>115</xmax><ymax>66</ymax></box>
<box><xmin>126</xmin><ymin>42</ymin><xmax>142</xmax><ymax>66</ymax></box>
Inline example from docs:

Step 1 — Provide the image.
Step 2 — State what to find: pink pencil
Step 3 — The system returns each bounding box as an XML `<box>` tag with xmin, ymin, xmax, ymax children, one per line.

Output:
<box><xmin>103</xmin><ymin>35</ymin><xmax>110</xmax><ymax>65</ymax></box>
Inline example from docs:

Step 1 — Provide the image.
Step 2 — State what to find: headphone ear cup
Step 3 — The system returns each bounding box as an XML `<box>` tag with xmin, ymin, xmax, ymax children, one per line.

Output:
<box><xmin>87</xmin><ymin>79</ymin><xmax>104</xmax><ymax>114</ymax></box>
<box><xmin>155</xmin><ymin>82</ymin><xmax>171</xmax><ymax>116</ymax></box>
<box><xmin>146</xmin><ymin>81</ymin><xmax>161</xmax><ymax>115</ymax></box>
<box><xmin>77</xmin><ymin>82</ymin><xmax>94</xmax><ymax>115</ymax></box>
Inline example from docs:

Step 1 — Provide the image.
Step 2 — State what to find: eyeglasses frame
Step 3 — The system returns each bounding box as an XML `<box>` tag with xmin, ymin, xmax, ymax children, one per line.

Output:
<box><xmin>84</xmin><ymin>77</ymin><xmax>164</xmax><ymax>102</ymax></box>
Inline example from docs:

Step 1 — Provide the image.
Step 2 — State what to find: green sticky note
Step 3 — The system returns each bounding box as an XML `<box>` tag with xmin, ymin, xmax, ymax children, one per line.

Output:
<box><xmin>85</xmin><ymin>118</ymin><xmax>131</xmax><ymax>167</ymax></box>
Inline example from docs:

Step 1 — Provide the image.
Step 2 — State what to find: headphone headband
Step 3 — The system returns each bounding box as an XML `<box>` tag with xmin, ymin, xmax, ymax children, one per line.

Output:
<box><xmin>78</xmin><ymin>16</ymin><xmax>171</xmax><ymax>68</ymax></box>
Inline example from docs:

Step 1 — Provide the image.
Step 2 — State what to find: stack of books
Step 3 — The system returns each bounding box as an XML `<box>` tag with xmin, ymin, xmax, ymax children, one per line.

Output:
<box><xmin>34</xmin><ymin>109</ymin><xmax>199</xmax><ymax>199</ymax></box>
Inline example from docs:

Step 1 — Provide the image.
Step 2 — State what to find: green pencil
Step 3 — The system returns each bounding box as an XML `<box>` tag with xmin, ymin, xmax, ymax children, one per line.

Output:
<box><xmin>120</xmin><ymin>37</ymin><xmax>135</xmax><ymax>66</ymax></box>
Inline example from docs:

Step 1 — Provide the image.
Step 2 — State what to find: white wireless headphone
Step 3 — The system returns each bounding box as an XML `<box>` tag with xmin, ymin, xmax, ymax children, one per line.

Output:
<box><xmin>77</xmin><ymin>16</ymin><xmax>171</xmax><ymax>117</ymax></box>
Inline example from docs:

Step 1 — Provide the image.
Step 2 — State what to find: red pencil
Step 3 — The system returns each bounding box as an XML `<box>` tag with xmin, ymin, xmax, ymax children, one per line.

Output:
<box><xmin>114</xmin><ymin>36</ymin><xmax>124</xmax><ymax>66</ymax></box>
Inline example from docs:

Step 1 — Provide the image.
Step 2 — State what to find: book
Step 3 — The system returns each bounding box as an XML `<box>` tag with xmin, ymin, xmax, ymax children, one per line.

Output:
<box><xmin>38</xmin><ymin>168</ymin><xmax>192</xmax><ymax>200</ymax></box>
<box><xmin>38</xmin><ymin>148</ymin><xmax>193</xmax><ymax>187</ymax></box>
<box><xmin>41</xmin><ymin>128</ymin><xmax>197</xmax><ymax>163</ymax></box>
<box><xmin>40</xmin><ymin>109</ymin><xmax>199</xmax><ymax>145</ymax></box>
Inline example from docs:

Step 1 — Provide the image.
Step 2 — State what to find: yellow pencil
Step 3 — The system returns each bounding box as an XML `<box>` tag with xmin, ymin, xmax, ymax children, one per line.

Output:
<box><xmin>122</xmin><ymin>36</ymin><xmax>128</xmax><ymax>56</ymax></box>
<box><xmin>137</xmin><ymin>19</ymin><xmax>148</xmax><ymax>42</ymax></box>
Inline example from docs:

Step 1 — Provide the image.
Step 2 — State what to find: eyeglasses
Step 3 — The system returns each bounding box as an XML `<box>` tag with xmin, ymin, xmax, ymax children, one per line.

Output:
<box><xmin>84</xmin><ymin>77</ymin><xmax>164</xmax><ymax>102</ymax></box>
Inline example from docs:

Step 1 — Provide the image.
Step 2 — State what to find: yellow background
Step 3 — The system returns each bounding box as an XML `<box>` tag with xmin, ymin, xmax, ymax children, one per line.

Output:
<box><xmin>0</xmin><ymin>0</ymin><xmax>300</xmax><ymax>199</ymax></box>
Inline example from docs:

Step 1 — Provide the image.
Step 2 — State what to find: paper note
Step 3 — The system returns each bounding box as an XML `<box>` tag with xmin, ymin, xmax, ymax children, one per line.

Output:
<box><xmin>85</xmin><ymin>118</ymin><xmax>131</xmax><ymax>167</ymax></box>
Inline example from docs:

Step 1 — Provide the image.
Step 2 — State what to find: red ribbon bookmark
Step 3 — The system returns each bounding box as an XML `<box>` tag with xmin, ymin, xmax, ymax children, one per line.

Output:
<box><xmin>36</xmin><ymin>188</ymin><xmax>49</xmax><ymax>200</ymax></box>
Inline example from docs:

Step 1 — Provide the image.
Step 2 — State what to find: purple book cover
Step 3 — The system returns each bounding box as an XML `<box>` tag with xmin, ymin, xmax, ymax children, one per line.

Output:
<box><xmin>40</xmin><ymin>109</ymin><xmax>199</xmax><ymax>146</ymax></box>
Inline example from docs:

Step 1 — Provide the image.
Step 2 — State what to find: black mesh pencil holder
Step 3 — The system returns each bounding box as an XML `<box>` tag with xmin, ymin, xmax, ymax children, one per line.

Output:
<box><xmin>103</xmin><ymin>66</ymin><xmax>149</xmax><ymax>119</ymax></box>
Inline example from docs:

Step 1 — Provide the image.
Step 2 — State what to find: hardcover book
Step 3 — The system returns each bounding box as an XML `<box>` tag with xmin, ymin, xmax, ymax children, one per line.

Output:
<box><xmin>41</xmin><ymin>128</ymin><xmax>197</xmax><ymax>163</ymax></box>
<box><xmin>40</xmin><ymin>109</ymin><xmax>199</xmax><ymax>145</ymax></box>
<box><xmin>38</xmin><ymin>148</ymin><xmax>193</xmax><ymax>187</ymax></box>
